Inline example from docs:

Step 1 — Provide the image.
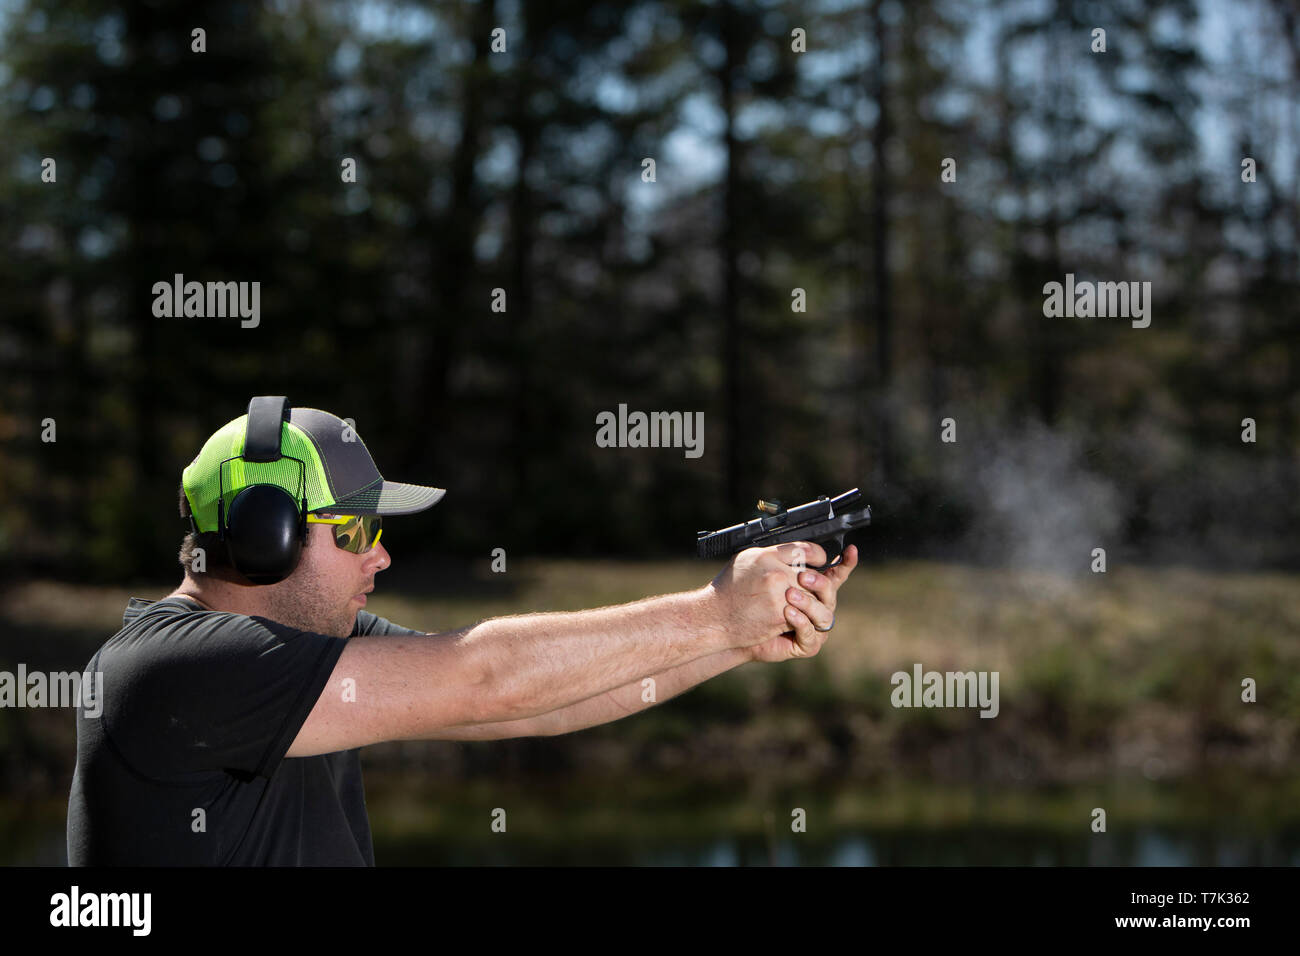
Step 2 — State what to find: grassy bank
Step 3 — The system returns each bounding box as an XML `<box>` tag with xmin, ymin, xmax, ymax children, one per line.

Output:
<box><xmin>2</xmin><ymin>559</ymin><xmax>1298</xmax><ymax>795</ymax></box>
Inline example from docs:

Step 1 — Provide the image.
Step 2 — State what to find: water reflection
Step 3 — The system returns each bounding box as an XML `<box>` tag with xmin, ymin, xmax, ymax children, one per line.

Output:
<box><xmin>9</xmin><ymin>777</ymin><xmax>1300</xmax><ymax>866</ymax></box>
<box><xmin>368</xmin><ymin>826</ymin><xmax>1300</xmax><ymax>866</ymax></box>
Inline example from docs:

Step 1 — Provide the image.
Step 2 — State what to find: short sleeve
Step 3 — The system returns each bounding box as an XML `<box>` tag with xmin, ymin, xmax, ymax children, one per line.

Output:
<box><xmin>352</xmin><ymin>609</ymin><xmax>428</xmax><ymax>636</ymax></box>
<box><xmin>101</xmin><ymin>610</ymin><xmax>347</xmax><ymax>780</ymax></box>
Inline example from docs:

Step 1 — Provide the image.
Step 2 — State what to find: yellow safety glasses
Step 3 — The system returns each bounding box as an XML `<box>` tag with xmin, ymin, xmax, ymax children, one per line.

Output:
<box><xmin>306</xmin><ymin>513</ymin><xmax>383</xmax><ymax>553</ymax></box>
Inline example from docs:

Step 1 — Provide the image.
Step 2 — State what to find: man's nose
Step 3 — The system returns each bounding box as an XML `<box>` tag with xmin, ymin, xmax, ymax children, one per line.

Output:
<box><xmin>366</xmin><ymin>539</ymin><xmax>390</xmax><ymax>571</ymax></box>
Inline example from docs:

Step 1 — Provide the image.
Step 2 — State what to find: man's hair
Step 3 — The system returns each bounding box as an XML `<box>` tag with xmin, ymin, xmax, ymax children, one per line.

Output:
<box><xmin>177</xmin><ymin>483</ymin><xmax>238</xmax><ymax>577</ymax></box>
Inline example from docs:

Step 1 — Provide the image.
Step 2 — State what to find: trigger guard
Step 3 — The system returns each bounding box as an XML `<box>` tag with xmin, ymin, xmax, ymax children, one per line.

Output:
<box><xmin>812</xmin><ymin>553</ymin><xmax>844</xmax><ymax>573</ymax></box>
<box><xmin>811</xmin><ymin>539</ymin><xmax>845</xmax><ymax>573</ymax></box>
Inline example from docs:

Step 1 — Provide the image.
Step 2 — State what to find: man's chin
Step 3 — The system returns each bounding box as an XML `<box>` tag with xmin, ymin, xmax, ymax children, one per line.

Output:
<box><xmin>311</xmin><ymin>610</ymin><xmax>357</xmax><ymax>638</ymax></box>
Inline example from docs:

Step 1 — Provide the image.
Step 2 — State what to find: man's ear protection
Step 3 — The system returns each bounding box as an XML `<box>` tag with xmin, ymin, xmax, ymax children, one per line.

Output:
<box><xmin>215</xmin><ymin>396</ymin><xmax>309</xmax><ymax>585</ymax></box>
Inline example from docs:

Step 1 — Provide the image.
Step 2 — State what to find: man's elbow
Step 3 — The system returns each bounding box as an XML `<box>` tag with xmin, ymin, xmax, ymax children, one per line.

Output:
<box><xmin>461</xmin><ymin>639</ymin><xmax>535</xmax><ymax>726</ymax></box>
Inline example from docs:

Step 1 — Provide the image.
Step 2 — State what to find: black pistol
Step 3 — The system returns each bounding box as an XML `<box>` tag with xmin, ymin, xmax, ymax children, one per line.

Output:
<box><xmin>696</xmin><ymin>488</ymin><xmax>871</xmax><ymax>572</ymax></box>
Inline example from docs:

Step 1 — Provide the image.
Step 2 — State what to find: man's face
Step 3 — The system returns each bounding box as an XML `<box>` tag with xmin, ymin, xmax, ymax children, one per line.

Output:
<box><xmin>259</xmin><ymin>516</ymin><xmax>390</xmax><ymax>637</ymax></box>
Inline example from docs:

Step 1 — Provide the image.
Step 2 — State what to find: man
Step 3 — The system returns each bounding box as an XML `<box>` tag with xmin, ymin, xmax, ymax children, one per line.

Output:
<box><xmin>67</xmin><ymin>397</ymin><xmax>857</xmax><ymax>865</ymax></box>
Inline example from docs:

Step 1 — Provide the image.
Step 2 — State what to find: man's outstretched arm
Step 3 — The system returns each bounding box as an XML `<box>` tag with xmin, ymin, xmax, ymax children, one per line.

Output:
<box><xmin>433</xmin><ymin>548</ymin><xmax>858</xmax><ymax>739</ymax></box>
<box><xmin>286</xmin><ymin>541</ymin><xmax>849</xmax><ymax>757</ymax></box>
<box><xmin>431</xmin><ymin>645</ymin><xmax>753</xmax><ymax>740</ymax></box>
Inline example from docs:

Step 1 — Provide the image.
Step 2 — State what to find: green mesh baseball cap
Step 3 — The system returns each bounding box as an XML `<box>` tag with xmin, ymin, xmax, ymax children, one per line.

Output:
<box><xmin>181</xmin><ymin>404</ymin><xmax>446</xmax><ymax>534</ymax></box>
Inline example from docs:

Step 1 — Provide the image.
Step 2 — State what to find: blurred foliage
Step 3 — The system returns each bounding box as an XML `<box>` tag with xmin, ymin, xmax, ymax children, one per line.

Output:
<box><xmin>0</xmin><ymin>0</ymin><xmax>1297</xmax><ymax>583</ymax></box>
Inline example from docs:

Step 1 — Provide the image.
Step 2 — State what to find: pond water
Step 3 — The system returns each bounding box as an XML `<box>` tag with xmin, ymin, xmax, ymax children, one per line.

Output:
<box><xmin>8</xmin><ymin>775</ymin><xmax>1298</xmax><ymax>866</ymax></box>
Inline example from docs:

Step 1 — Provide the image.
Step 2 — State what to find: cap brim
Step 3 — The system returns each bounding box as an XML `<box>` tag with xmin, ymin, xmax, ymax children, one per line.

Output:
<box><xmin>329</xmin><ymin>481</ymin><xmax>446</xmax><ymax>516</ymax></box>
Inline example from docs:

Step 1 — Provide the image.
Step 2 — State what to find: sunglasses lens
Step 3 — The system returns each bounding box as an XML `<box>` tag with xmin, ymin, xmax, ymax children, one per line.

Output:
<box><xmin>334</xmin><ymin>521</ymin><xmax>358</xmax><ymax>551</ymax></box>
<box><xmin>335</xmin><ymin>515</ymin><xmax>381</xmax><ymax>553</ymax></box>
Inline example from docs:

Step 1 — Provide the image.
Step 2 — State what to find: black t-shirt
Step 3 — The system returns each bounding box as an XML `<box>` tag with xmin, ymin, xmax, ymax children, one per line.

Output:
<box><xmin>66</xmin><ymin>595</ymin><xmax>426</xmax><ymax>866</ymax></box>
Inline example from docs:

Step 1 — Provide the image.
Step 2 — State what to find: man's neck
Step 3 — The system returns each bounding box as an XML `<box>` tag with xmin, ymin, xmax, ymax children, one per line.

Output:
<box><xmin>168</xmin><ymin>589</ymin><xmax>212</xmax><ymax>610</ymax></box>
<box><xmin>167</xmin><ymin>577</ymin><xmax>246</xmax><ymax>614</ymax></box>
<box><xmin>165</xmin><ymin>578</ymin><xmax>356</xmax><ymax>638</ymax></box>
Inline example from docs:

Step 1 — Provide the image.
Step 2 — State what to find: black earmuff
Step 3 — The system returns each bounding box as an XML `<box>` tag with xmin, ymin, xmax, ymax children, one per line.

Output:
<box><xmin>217</xmin><ymin>396</ymin><xmax>310</xmax><ymax>585</ymax></box>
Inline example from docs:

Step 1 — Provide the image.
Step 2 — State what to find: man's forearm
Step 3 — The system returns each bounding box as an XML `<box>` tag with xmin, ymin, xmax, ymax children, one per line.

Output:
<box><xmin>467</xmin><ymin>586</ymin><xmax>734</xmax><ymax>722</ymax></box>
<box><xmin>439</xmin><ymin>645</ymin><xmax>752</xmax><ymax>740</ymax></box>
